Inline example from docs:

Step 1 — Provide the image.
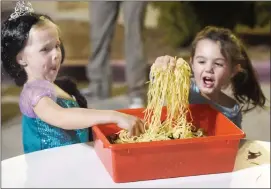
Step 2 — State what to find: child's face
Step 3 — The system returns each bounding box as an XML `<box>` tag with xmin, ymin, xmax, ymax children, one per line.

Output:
<box><xmin>191</xmin><ymin>39</ymin><xmax>233</xmax><ymax>96</ymax></box>
<box><xmin>18</xmin><ymin>20</ymin><xmax>62</xmax><ymax>82</ymax></box>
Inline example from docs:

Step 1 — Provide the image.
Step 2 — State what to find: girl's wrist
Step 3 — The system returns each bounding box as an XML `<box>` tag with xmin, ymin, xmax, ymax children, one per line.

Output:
<box><xmin>105</xmin><ymin>110</ymin><xmax>119</xmax><ymax>123</ymax></box>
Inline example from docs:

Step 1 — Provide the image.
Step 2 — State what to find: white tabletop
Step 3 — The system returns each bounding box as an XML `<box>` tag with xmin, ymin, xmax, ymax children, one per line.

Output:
<box><xmin>2</xmin><ymin>139</ymin><xmax>270</xmax><ymax>188</ymax></box>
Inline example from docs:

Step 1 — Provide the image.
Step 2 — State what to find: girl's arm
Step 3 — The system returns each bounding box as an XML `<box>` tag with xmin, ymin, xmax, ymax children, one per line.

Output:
<box><xmin>33</xmin><ymin>96</ymin><xmax>144</xmax><ymax>135</ymax></box>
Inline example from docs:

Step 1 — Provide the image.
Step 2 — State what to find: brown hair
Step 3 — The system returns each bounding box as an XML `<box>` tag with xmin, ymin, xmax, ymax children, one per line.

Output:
<box><xmin>190</xmin><ymin>26</ymin><xmax>266</xmax><ymax>113</ymax></box>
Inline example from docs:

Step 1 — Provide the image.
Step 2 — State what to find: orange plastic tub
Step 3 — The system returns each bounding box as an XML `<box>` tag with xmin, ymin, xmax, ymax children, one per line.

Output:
<box><xmin>92</xmin><ymin>104</ymin><xmax>245</xmax><ymax>183</ymax></box>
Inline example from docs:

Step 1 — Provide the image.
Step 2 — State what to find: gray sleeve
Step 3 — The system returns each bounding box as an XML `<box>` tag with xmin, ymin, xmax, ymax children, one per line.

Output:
<box><xmin>234</xmin><ymin>111</ymin><xmax>243</xmax><ymax>129</ymax></box>
<box><xmin>189</xmin><ymin>80</ymin><xmax>207</xmax><ymax>104</ymax></box>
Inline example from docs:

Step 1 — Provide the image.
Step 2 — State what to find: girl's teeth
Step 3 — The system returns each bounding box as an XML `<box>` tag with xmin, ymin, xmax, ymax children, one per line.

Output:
<box><xmin>203</xmin><ymin>77</ymin><xmax>214</xmax><ymax>87</ymax></box>
<box><xmin>205</xmin><ymin>80</ymin><xmax>212</xmax><ymax>84</ymax></box>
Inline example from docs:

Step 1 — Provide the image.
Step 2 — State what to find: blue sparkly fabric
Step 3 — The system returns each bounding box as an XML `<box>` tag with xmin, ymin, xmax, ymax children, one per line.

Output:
<box><xmin>19</xmin><ymin>79</ymin><xmax>88</xmax><ymax>154</ymax></box>
<box><xmin>22</xmin><ymin>98</ymin><xmax>89</xmax><ymax>153</ymax></box>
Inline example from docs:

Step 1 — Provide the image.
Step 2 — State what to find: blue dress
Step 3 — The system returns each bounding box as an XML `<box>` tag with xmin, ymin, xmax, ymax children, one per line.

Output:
<box><xmin>19</xmin><ymin>80</ymin><xmax>89</xmax><ymax>154</ymax></box>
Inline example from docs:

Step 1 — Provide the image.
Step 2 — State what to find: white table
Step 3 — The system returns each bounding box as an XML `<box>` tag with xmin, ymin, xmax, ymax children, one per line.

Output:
<box><xmin>2</xmin><ymin>139</ymin><xmax>270</xmax><ymax>188</ymax></box>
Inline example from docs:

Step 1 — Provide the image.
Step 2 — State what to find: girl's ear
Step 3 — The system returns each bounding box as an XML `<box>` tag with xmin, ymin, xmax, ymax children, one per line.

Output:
<box><xmin>16</xmin><ymin>52</ymin><xmax>27</xmax><ymax>67</ymax></box>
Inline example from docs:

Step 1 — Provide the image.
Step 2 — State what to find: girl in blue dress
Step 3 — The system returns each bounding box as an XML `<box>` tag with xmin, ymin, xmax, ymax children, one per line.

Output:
<box><xmin>1</xmin><ymin>2</ymin><xmax>145</xmax><ymax>154</ymax></box>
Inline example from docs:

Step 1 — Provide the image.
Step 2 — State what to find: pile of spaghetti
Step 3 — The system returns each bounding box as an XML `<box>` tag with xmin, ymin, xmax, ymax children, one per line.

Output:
<box><xmin>113</xmin><ymin>57</ymin><xmax>204</xmax><ymax>144</ymax></box>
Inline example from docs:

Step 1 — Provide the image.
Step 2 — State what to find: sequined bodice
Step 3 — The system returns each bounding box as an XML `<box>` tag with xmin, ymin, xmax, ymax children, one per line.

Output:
<box><xmin>22</xmin><ymin>97</ymin><xmax>89</xmax><ymax>153</ymax></box>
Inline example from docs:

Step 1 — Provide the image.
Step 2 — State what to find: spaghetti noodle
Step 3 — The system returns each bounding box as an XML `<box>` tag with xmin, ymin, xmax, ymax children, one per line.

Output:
<box><xmin>114</xmin><ymin>57</ymin><xmax>204</xmax><ymax>144</ymax></box>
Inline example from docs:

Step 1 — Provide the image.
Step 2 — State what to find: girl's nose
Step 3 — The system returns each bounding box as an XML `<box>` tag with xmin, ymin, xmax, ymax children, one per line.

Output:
<box><xmin>205</xmin><ymin>62</ymin><xmax>214</xmax><ymax>73</ymax></box>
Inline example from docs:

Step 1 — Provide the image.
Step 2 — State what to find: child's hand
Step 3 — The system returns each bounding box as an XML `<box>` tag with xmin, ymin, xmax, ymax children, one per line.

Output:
<box><xmin>114</xmin><ymin>112</ymin><xmax>145</xmax><ymax>136</ymax></box>
<box><xmin>153</xmin><ymin>55</ymin><xmax>175</xmax><ymax>70</ymax></box>
<box><xmin>153</xmin><ymin>55</ymin><xmax>186</xmax><ymax>70</ymax></box>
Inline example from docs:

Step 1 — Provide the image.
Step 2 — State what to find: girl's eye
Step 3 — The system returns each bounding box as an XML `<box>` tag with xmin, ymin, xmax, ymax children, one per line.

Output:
<box><xmin>41</xmin><ymin>46</ymin><xmax>50</xmax><ymax>52</ymax></box>
<box><xmin>215</xmin><ymin>63</ymin><xmax>223</xmax><ymax>67</ymax></box>
<box><xmin>198</xmin><ymin>61</ymin><xmax>205</xmax><ymax>64</ymax></box>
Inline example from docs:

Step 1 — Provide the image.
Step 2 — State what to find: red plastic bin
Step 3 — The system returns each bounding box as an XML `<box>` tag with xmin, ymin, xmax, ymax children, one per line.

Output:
<box><xmin>92</xmin><ymin>104</ymin><xmax>246</xmax><ymax>183</ymax></box>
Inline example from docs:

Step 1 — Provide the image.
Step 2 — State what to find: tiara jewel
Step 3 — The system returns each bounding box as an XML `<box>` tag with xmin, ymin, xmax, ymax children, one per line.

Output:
<box><xmin>9</xmin><ymin>1</ymin><xmax>35</xmax><ymax>21</ymax></box>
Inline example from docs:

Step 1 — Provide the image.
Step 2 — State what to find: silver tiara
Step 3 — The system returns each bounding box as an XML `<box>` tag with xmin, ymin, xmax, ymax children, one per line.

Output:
<box><xmin>9</xmin><ymin>1</ymin><xmax>35</xmax><ymax>21</ymax></box>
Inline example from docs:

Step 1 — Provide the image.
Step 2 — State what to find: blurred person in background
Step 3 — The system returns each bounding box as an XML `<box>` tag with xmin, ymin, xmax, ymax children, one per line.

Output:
<box><xmin>81</xmin><ymin>1</ymin><xmax>148</xmax><ymax>109</ymax></box>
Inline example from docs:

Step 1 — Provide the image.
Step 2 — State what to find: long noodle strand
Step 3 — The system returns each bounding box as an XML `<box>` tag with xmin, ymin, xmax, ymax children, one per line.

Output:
<box><xmin>114</xmin><ymin>57</ymin><xmax>204</xmax><ymax>144</ymax></box>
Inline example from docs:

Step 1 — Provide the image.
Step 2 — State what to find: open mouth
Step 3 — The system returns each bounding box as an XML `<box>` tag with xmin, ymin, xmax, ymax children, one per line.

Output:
<box><xmin>203</xmin><ymin>76</ymin><xmax>214</xmax><ymax>88</ymax></box>
<box><xmin>51</xmin><ymin>66</ymin><xmax>57</xmax><ymax>71</ymax></box>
